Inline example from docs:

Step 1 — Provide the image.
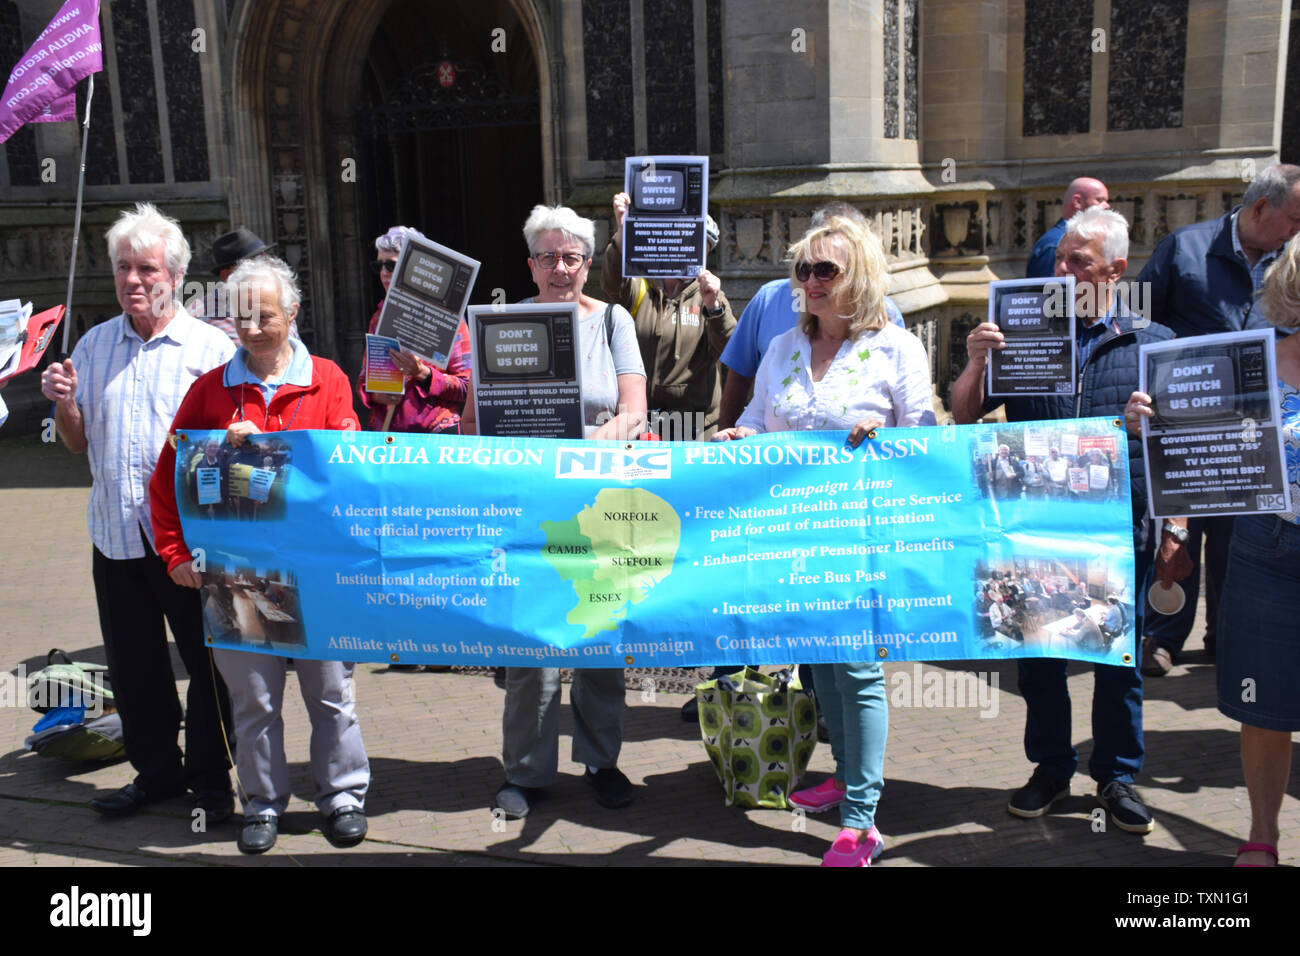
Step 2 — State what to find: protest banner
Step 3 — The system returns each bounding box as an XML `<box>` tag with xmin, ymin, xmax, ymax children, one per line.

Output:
<box><xmin>1140</xmin><ymin>329</ymin><xmax>1292</xmax><ymax>518</ymax></box>
<box><xmin>175</xmin><ymin>419</ymin><xmax>1137</xmax><ymax>669</ymax></box>
<box><xmin>0</xmin><ymin>0</ymin><xmax>102</xmax><ymax>142</ymax></box>
<box><xmin>986</xmin><ymin>277</ymin><xmax>1075</xmax><ymax>397</ymax></box>
<box><xmin>467</xmin><ymin>303</ymin><xmax>584</xmax><ymax>438</ymax></box>
<box><xmin>372</xmin><ymin>234</ymin><xmax>479</xmax><ymax>368</ymax></box>
<box><xmin>621</xmin><ymin>155</ymin><xmax>709</xmax><ymax>278</ymax></box>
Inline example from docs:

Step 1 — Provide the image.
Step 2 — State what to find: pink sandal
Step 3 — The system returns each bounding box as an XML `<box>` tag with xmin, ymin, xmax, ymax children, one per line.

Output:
<box><xmin>821</xmin><ymin>826</ymin><xmax>885</xmax><ymax>867</ymax></box>
<box><xmin>1233</xmin><ymin>842</ymin><xmax>1278</xmax><ymax>867</ymax></box>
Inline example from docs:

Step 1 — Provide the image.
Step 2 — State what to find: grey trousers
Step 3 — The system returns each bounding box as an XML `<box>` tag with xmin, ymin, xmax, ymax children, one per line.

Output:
<box><xmin>213</xmin><ymin>650</ymin><xmax>370</xmax><ymax>817</ymax></box>
<box><xmin>501</xmin><ymin>667</ymin><xmax>624</xmax><ymax>787</ymax></box>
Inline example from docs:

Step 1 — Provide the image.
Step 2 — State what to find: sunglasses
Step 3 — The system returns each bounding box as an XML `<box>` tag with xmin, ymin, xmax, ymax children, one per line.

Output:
<box><xmin>370</xmin><ymin>260</ymin><xmax>397</xmax><ymax>274</ymax></box>
<box><xmin>533</xmin><ymin>252</ymin><xmax>589</xmax><ymax>270</ymax></box>
<box><xmin>794</xmin><ymin>260</ymin><xmax>843</xmax><ymax>282</ymax></box>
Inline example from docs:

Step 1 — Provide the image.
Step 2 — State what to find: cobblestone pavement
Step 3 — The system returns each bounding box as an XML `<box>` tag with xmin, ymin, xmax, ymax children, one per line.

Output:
<box><xmin>1</xmin><ymin>432</ymin><xmax>1294</xmax><ymax>867</ymax></box>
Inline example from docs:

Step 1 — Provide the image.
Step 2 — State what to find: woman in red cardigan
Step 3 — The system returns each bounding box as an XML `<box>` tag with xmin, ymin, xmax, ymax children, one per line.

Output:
<box><xmin>150</xmin><ymin>255</ymin><xmax>370</xmax><ymax>856</ymax></box>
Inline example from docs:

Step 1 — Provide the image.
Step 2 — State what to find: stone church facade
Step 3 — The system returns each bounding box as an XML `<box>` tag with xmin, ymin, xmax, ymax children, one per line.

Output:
<box><xmin>2</xmin><ymin>0</ymin><xmax>1297</xmax><ymax>406</ymax></box>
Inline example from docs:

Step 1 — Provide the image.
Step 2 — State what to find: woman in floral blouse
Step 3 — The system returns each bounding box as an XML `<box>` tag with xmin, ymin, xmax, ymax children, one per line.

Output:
<box><xmin>713</xmin><ymin>214</ymin><xmax>934</xmax><ymax>866</ymax></box>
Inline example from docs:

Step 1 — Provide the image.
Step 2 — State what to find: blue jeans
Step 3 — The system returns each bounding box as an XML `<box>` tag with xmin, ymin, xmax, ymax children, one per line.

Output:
<box><xmin>1018</xmin><ymin>545</ymin><xmax>1151</xmax><ymax>784</ymax></box>
<box><xmin>810</xmin><ymin>661</ymin><xmax>888</xmax><ymax>829</ymax></box>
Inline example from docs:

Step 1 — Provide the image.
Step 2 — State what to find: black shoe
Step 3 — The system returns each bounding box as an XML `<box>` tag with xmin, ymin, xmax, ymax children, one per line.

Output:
<box><xmin>681</xmin><ymin>697</ymin><xmax>700</xmax><ymax>722</ymax></box>
<box><xmin>237</xmin><ymin>814</ymin><xmax>278</xmax><ymax>854</ymax></box>
<box><xmin>193</xmin><ymin>789</ymin><xmax>235</xmax><ymax>826</ymax></box>
<box><xmin>1096</xmin><ymin>780</ymin><xmax>1154</xmax><ymax>834</ymax></box>
<box><xmin>817</xmin><ymin>716</ymin><xmax>831</xmax><ymax>744</ymax></box>
<box><xmin>1007</xmin><ymin>768</ymin><xmax>1070</xmax><ymax>819</ymax></box>
<box><xmin>493</xmin><ymin>667</ymin><xmax>507</xmax><ymax>690</ymax></box>
<box><xmin>494</xmin><ymin>782</ymin><xmax>542</xmax><ymax>819</ymax></box>
<box><xmin>584</xmin><ymin>767</ymin><xmax>635</xmax><ymax>809</ymax></box>
<box><xmin>90</xmin><ymin>782</ymin><xmax>182</xmax><ymax>819</ymax></box>
<box><xmin>323</xmin><ymin>807</ymin><xmax>368</xmax><ymax>847</ymax></box>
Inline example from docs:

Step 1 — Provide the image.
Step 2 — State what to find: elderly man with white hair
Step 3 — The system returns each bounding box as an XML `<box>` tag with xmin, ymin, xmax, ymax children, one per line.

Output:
<box><xmin>952</xmin><ymin>206</ymin><xmax>1174</xmax><ymax>835</ymax></box>
<box><xmin>40</xmin><ymin>202</ymin><xmax>237</xmax><ymax>822</ymax></box>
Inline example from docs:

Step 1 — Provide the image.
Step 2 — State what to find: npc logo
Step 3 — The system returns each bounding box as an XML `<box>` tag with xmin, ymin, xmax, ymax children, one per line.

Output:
<box><xmin>555</xmin><ymin>446</ymin><xmax>672</xmax><ymax>480</ymax></box>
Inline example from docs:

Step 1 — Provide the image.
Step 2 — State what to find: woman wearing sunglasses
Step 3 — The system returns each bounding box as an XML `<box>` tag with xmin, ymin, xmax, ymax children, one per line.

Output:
<box><xmin>713</xmin><ymin>214</ymin><xmax>935</xmax><ymax>866</ymax></box>
<box><xmin>356</xmin><ymin>225</ymin><xmax>471</xmax><ymax>435</ymax></box>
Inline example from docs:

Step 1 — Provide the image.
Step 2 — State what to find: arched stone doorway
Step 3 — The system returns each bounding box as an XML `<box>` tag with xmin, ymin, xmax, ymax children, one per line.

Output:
<box><xmin>228</xmin><ymin>0</ymin><xmax>552</xmax><ymax>372</ymax></box>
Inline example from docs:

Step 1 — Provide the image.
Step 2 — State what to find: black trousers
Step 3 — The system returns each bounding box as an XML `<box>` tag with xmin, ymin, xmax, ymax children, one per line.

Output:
<box><xmin>91</xmin><ymin>531</ymin><xmax>232</xmax><ymax>794</ymax></box>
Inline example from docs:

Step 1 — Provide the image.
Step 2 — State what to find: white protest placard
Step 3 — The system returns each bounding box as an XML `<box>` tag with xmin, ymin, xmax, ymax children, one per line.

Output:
<box><xmin>987</xmin><ymin>276</ymin><xmax>1076</xmax><ymax>398</ymax></box>
<box><xmin>1140</xmin><ymin>329</ymin><xmax>1291</xmax><ymax>518</ymax></box>
<box><xmin>373</xmin><ymin>234</ymin><xmax>480</xmax><ymax>368</ymax></box>
<box><xmin>468</xmin><ymin>303</ymin><xmax>585</xmax><ymax>439</ymax></box>
<box><xmin>621</xmin><ymin>155</ymin><xmax>709</xmax><ymax>279</ymax></box>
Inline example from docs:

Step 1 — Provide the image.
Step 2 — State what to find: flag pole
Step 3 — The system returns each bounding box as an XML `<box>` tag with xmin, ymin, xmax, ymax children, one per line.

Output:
<box><xmin>60</xmin><ymin>72</ymin><xmax>93</xmax><ymax>355</ymax></box>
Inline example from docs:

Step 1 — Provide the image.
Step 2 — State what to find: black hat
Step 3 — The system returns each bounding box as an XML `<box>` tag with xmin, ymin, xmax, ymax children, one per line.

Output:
<box><xmin>212</xmin><ymin>227</ymin><xmax>275</xmax><ymax>271</ymax></box>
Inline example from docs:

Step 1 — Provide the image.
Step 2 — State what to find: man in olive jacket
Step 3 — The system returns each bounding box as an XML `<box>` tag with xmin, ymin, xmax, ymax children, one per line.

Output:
<box><xmin>603</xmin><ymin>192</ymin><xmax>735</xmax><ymax>440</ymax></box>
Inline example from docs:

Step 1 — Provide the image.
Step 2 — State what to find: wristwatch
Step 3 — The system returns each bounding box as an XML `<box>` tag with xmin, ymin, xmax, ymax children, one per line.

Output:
<box><xmin>1162</xmin><ymin>522</ymin><xmax>1189</xmax><ymax>543</ymax></box>
<box><xmin>703</xmin><ymin>304</ymin><xmax>726</xmax><ymax>318</ymax></box>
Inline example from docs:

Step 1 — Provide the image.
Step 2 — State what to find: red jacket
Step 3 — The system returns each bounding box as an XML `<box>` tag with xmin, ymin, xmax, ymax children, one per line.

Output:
<box><xmin>150</xmin><ymin>355</ymin><xmax>358</xmax><ymax>572</ymax></box>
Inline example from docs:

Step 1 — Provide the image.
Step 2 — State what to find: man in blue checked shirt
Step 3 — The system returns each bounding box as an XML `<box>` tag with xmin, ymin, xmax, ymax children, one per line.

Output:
<box><xmin>41</xmin><ymin>203</ymin><xmax>237</xmax><ymax>824</ymax></box>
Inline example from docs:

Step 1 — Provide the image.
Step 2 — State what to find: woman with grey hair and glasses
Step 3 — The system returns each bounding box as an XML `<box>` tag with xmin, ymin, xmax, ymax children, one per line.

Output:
<box><xmin>463</xmin><ymin>204</ymin><xmax>647</xmax><ymax>820</ymax></box>
<box><xmin>357</xmin><ymin>225</ymin><xmax>472</xmax><ymax>434</ymax></box>
<box><xmin>151</xmin><ymin>255</ymin><xmax>370</xmax><ymax>856</ymax></box>
<box><xmin>462</xmin><ymin>205</ymin><xmax>647</xmax><ymax>440</ymax></box>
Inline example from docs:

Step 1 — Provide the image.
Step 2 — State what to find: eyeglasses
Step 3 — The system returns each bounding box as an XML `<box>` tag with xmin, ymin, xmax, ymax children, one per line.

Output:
<box><xmin>370</xmin><ymin>260</ymin><xmax>397</xmax><ymax>274</ymax></box>
<box><xmin>533</xmin><ymin>252</ymin><xmax>589</xmax><ymax>270</ymax></box>
<box><xmin>795</xmin><ymin>260</ymin><xmax>842</xmax><ymax>282</ymax></box>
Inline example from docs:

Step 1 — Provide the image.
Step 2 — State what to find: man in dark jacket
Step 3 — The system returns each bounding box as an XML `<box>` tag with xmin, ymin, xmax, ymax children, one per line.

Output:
<box><xmin>953</xmin><ymin>207</ymin><xmax>1174</xmax><ymax>835</ymax></box>
<box><xmin>1134</xmin><ymin>163</ymin><xmax>1300</xmax><ymax>674</ymax></box>
<box><xmin>1026</xmin><ymin>178</ymin><xmax>1110</xmax><ymax>278</ymax></box>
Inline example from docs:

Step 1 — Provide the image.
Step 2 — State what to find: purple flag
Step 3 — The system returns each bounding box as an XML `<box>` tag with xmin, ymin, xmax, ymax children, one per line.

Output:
<box><xmin>0</xmin><ymin>0</ymin><xmax>103</xmax><ymax>143</ymax></box>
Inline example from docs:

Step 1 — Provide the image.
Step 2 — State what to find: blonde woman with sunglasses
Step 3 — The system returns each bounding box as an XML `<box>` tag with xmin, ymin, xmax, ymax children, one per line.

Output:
<box><xmin>713</xmin><ymin>214</ymin><xmax>934</xmax><ymax>866</ymax></box>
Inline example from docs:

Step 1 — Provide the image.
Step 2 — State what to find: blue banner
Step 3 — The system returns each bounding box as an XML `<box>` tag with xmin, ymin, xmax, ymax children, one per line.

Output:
<box><xmin>173</xmin><ymin>419</ymin><xmax>1137</xmax><ymax>668</ymax></box>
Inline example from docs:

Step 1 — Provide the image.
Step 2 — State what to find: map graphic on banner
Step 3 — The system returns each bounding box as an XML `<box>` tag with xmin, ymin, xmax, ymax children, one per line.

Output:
<box><xmin>174</xmin><ymin>420</ymin><xmax>1137</xmax><ymax>669</ymax></box>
